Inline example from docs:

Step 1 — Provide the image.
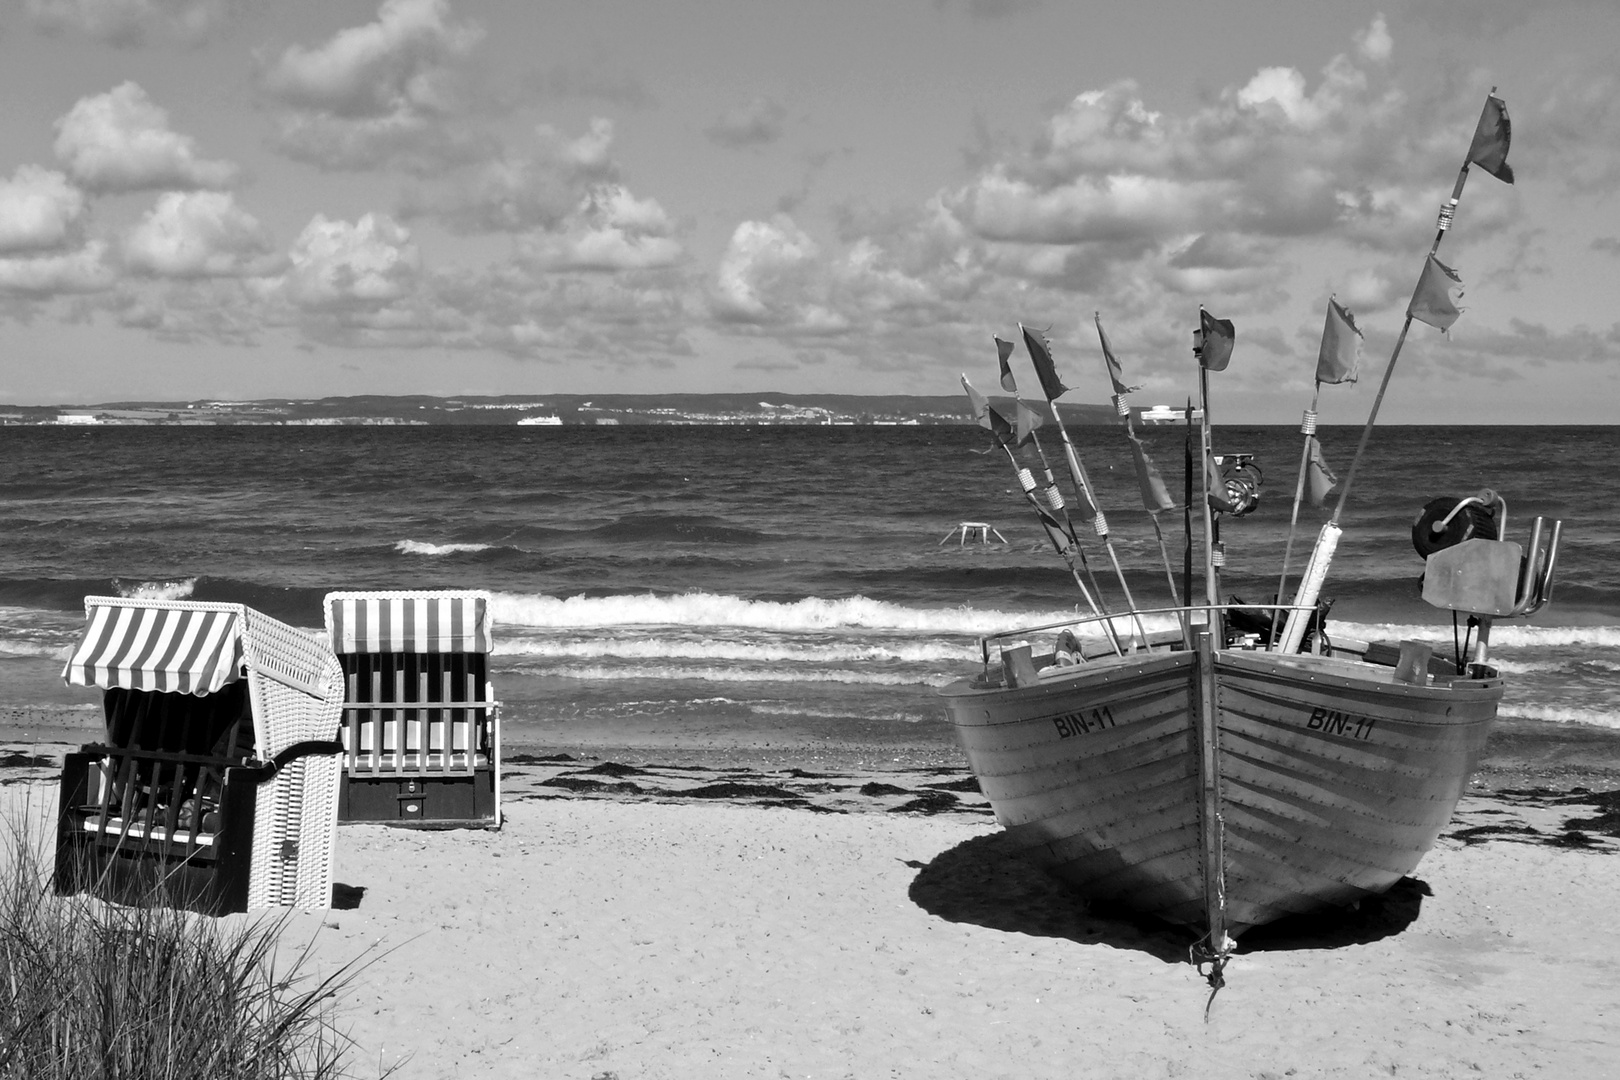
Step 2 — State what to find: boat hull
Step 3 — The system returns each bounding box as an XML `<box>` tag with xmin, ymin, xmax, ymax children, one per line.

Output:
<box><xmin>940</xmin><ymin>646</ymin><xmax>1500</xmax><ymax>934</ymax></box>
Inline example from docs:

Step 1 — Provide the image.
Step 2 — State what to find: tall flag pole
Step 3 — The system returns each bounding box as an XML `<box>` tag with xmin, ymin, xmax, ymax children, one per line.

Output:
<box><xmin>1022</xmin><ymin>323</ymin><xmax>1151</xmax><ymax>649</ymax></box>
<box><xmin>993</xmin><ymin>338</ymin><xmax>1119</xmax><ymax>638</ymax></box>
<box><xmin>961</xmin><ymin>375</ymin><xmax>1118</xmax><ymax>646</ymax></box>
<box><xmin>1094</xmin><ymin>313</ymin><xmax>1185</xmax><ymax>640</ymax></box>
<box><xmin>1194</xmin><ymin>307</ymin><xmax>1236</xmax><ymax>620</ymax></box>
<box><xmin>1279</xmin><ymin>89</ymin><xmax>1514</xmax><ymax>654</ymax></box>
<box><xmin>1269</xmin><ymin>297</ymin><xmax>1360</xmax><ymax>648</ymax></box>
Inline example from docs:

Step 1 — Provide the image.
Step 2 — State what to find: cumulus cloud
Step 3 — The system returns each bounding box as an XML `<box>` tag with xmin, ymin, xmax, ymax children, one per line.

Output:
<box><xmin>53</xmin><ymin>82</ymin><xmax>237</xmax><ymax>192</ymax></box>
<box><xmin>517</xmin><ymin>185</ymin><xmax>682</xmax><ymax>271</ymax></box>
<box><xmin>710</xmin><ymin>214</ymin><xmax>961</xmax><ymax>339</ymax></box>
<box><xmin>705</xmin><ymin>97</ymin><xmax>788</xmax><ymax>149</ymax></box>
<box><xmin>0</xmin><ymin>241</ymin><xmax>114</xmax><ymax>294</ymax></box>
<box><xmin>259</xmin><ymin>0</ymin><xmax>487</xmax><ymax>173</ymax></box>
<box><xmin>26</xmin><ymin>0</ymin><xmax>235</xmax><ymax>47</ymax></box>
<box><xmin>282</xmin><ymin>212</ymin><xmax>419</xmax><ymax>308</ymax></box>
<box><xmin>713</xmin><ymin>216</ymin><xmax>821</xmax><ymax>324</ymax></box>
<box><xmin>1355</xmin><ymin>14</ymin><xmax>1393</xmax><ymax>62</ymax></box>
<box><xmin>0</xmin><ymin>166</ymin><xmax>86</xmax><ymax>253</ymax></box>
<box><xmin>260</xmin><ymin>0</ymin><xmax>482</xmax><ymax>116</ymax></box>
<box><xmin>123</xmin><ymin>191</ymin><xmax>279</xmax><ymax>277</ymax></box>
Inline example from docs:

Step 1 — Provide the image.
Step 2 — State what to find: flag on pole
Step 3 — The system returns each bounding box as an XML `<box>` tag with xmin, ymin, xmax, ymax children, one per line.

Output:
<box><xmin>962</xmin><ymin>374</ymin><xmax>990</xmax><ymax>426</ymax></box>
<box><xmin>995</xmin><ymin>336</ymin><xmax>1017</xmax><ymax>393</ymax></box>
<box><xmin>1305</xmin><ymin>436</ymin><xmax>1339</xmax><ymax>507</ymax></box>
<box><xmin>1315</xmin><ymin>297</ymin><xmax>1363</xmax><ymax>385</ymax></box>
<box><xmin>1198</xmin><ymin>308</ymin><xmax>1235</xmax><ymax>371</ymax></box>
<box><xmin>1467</xmin><ymin>93</ymin><xmax>1514</xmax><ymax>185</ymax></box>
<box><xmin>1407</xmin><ymin>254</ymin><xmax>1465</xmax><ymax>331</ymax></box>
<box><xmin>1127</xmin><ymin>432</ymin><xmax>1176</xmax><ymax>512</ymax></box>
<box><xmin>1094</xmin><ymin>313</ymin><xmax>1139</xmax><ymax>396</ymax></box>
<box><xmin>1020</xmin><ymin>324</ymin><xmax>1069</xmax><ymax>401</ymax></box>
<box><xmin>1015</xmin><ymin>401</ymin><xmax>1045</xmax><ymax>446</ymax></box>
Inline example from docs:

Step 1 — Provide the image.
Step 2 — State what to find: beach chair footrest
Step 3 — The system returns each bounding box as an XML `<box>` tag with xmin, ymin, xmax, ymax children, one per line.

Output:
<box><xmin>338</xmin><ymin>767</ymin><xmax>497</xmax><ymax>826</ymax></box>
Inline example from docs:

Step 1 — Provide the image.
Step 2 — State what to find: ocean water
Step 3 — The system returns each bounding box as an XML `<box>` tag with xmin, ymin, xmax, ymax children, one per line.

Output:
<box><xmin>1</xmin><ymin>423</ymin><xmax>1615</xmax><ymax>761</ymax></box>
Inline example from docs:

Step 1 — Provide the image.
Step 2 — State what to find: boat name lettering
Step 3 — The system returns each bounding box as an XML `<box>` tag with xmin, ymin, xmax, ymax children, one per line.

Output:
<box><xmin>1053</xmin><ymin>706</ymin><xmax>1117</xmax><ymax>739</ymax></box>
<box><xmin>1306</xmin><ymin>707</ymin><xmax>1377</xmax><ymax>740</ymax></box>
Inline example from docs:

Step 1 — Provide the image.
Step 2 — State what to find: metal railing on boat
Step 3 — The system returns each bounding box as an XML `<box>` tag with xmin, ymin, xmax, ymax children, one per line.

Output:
<box><xmin>973</xmin><ymin>602</ymin><xmax>1324</xmax><ymax>670</ymax></box>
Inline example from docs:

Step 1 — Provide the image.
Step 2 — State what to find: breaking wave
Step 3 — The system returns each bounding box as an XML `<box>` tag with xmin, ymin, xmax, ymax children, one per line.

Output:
<box><xmin>397</xmin><ymin>540</ymin><xmax>496</xmax><ymax>556</ymax></box>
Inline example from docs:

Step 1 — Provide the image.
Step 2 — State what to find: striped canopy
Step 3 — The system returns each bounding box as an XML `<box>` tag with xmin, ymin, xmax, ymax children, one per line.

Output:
<box><xmin>62</xmin><ymin>598</ymin><xmax>244</xmax><ymax>696</ymax></box>
<box><xmin>324</xmin><ymin>591</ymin><xmax>493</xmax><ymax>655</ymax></box>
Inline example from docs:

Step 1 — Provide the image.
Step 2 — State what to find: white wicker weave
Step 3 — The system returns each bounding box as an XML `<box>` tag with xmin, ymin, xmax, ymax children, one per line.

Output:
<box><xmin>64</xmin><ymin>596</ymin><xmax>345</xmax><ymax>911</ymax></box>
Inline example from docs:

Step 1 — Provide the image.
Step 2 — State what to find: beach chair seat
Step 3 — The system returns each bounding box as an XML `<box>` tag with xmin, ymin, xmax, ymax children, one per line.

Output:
<box><xmin>324</xmin><ymin>591</ymin><xmax>501</xmax><ymax>828</ymax></box>
<box><xmin>55</xmin><ymin>597</ymin><xmax>345</xmax><ymax>915</ymax></box>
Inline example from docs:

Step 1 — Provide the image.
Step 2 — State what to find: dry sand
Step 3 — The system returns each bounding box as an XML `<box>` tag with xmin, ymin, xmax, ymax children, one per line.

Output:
<box><xmin>7</xmin><ymin>742</ymin><xmax>1620</xmax><ymax>1080</ymax></box>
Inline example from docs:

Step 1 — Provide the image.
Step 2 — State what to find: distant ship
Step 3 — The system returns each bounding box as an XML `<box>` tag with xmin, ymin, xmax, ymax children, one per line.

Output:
<box><xmin>516</xmin><ymin>415</ymin><xmax>562</xmax><ymax>426</ymax></box>
<box><xmin>1136</xmin><ymin>404</ymin><xmax>1203</xmax><ymax>424</ymax></box>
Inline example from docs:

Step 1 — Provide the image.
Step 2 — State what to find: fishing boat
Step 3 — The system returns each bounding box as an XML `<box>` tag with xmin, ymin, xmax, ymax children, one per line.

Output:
<box><xmin>942</xmin><ymin>91</ymin><xmax>1562</xmax><ymax>985</ymax></box>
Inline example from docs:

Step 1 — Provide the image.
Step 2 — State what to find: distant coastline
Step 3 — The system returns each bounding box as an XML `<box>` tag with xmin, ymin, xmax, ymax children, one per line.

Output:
<box><xmin>0</xmin><ymin>393</ymin><xmax>1126</xmax><ymax>427</ymax></box>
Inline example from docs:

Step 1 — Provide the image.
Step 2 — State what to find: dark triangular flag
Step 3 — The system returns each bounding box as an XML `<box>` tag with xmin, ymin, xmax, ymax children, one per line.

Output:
<box><xmin>1015</xmin><ymin>401</ymin><xmax>1045</xmax><ymax>446</ymax></box>
<box><xmin>1094</xmin><ymin>313</ymin><xmax>1139</xmax><ymax>397</ymax></box>
<box><xmin>995</xmin><ymin>336</ymin><xmax>1017</xmax><ymax>393</ymax></box>
<box><xmin>1020</xmin><ymin>324</ymin><xmax>1068</xmax><ymax>401</ymax></box>
<box><xmin>1467</xmin><ymin>93</ymin><xmax>1514</xmax><ymax>185</ymax></box>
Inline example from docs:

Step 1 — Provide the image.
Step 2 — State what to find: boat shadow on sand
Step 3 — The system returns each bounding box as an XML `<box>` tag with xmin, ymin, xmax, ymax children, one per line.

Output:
<box><xmin>907</xmin><ymin>831</ymin><xmax>1431</xmax><ymax>963</ymax></box>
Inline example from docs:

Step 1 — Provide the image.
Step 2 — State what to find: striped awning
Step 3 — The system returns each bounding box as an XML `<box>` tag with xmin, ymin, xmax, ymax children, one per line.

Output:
<box><xmin>62</xmin><ymin>599</ymin><xmax>244</xmax><ymax>696</ymax></box>
<box><xmin>325</xmin><ymin>592</ymin><xmax>493</xmax><ymax>655</ymax></box>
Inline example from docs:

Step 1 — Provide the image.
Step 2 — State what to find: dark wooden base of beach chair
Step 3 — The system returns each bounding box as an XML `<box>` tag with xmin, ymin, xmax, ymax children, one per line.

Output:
<box><xmin>54</xmin><ymin>749</ymin><xmax>258</xmax><ymax>917</ymax></box>
<box><xmin>339</xmin><ymin>765</ymin><xmax>497</xmax><ymax>828</ymax></box>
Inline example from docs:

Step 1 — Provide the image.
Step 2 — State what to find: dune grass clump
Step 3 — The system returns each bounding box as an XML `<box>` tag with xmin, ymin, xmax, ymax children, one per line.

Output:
<box><xmin>0</xmin><ymin>817</ymin><xmax>366</xmax><ymax>1079</ymax></box>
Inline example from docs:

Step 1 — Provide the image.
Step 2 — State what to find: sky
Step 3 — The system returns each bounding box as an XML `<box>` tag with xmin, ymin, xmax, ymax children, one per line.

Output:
<box><xmin>0</xmin><ymin>0</ymin><xmax>1617</xmax><ymax>422</ymax></box>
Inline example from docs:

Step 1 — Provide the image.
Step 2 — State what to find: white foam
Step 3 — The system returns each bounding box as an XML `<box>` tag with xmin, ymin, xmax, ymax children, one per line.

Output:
<box><xmin>1333</xmin><ymin>620</ymin><xmax>1620</xmax><ymax>649</ymax></box>
<box><xmin>509</xmin><ymin>661</ymin><xmax>952</xmax><ymax>688</ymax></box>
<box><xmin>1501</xmin><ymin>704</ymin><xmax>1620</xmax><ymax>730</ymax></box>
<box><xmin>494</xmin><ymin>637</ymin><xmax>974</xmax><ymax>665</ymax></box>
<box><xmin>489</xmin><ymin>590</ymin><xmax>1081</xmax><ymax>635</ymax></box>
<box><xmin>396</xmin><ymin>540</ymin><xmax>494</xmax><ymax>556</ymax></box>
<box><xmin>116</xmin><ymin>578</ymin><xmax>196</xmax><ymax>601</ymax></box>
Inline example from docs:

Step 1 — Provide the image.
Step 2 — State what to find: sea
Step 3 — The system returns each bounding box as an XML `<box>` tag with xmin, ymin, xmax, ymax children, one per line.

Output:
<box><xmin>1</xmin><ymin>423</ymin><xmax>1616</xmax><ymax>768</ymax></box>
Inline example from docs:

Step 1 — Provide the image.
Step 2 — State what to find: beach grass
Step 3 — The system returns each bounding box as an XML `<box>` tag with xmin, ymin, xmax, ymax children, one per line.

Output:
<box><xmin>0</xmin><ymin>810</ymin><xmax>373</xmax><ymax>1079</ymax></box>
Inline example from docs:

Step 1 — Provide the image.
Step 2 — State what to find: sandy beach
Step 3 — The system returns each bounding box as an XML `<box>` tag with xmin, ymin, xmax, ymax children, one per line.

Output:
<box><xmin>5</xmin><ymin>716</ymin><xmax>1620</xmax><ymax>1080</ymax></box>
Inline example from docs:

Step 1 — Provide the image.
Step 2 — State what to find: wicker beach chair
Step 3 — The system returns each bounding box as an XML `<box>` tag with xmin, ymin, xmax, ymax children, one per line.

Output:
<box><xmin>55</xmin><ymin>597</ymin><xmax>346</xmax><ymax>915</ymax></box>
<box><xmin>323</xmin><ymin>590</ymin><xmax>501</xmax><ymax>828</ymax></box>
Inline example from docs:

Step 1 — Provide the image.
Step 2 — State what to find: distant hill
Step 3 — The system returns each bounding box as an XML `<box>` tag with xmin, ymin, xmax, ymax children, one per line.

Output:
<box><xmin>0</xmin><ymin>393</ymin><xmax>1127</xmax><ymax>427</ymax></box>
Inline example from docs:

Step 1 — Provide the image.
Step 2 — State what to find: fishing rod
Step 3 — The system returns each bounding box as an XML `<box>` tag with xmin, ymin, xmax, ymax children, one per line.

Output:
<box><xmin>1020</xmin><ymin>325</ymin><xmax>1151</xmax><ymax>650</ymax></box>
<box><xmin>1277</xmin><ymin>90</ymin><xmax>1514</xmax><ymax>653</ymax></box>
